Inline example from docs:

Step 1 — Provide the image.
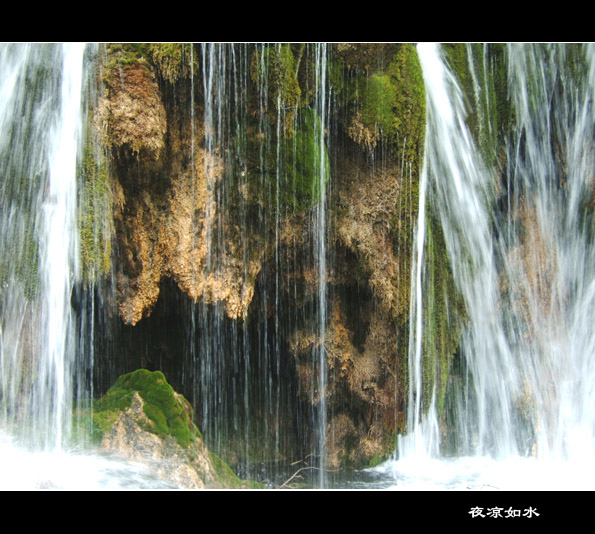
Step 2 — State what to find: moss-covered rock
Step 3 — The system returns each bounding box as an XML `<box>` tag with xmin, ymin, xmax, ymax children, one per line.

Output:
<box><xmin>240</xmin><ymin>105</ymin><xmax>330</xmax><ymax>214</ymax></box>
<box><xmin>146</xmin><ymin>43</ymin><xmax>196</xmax><ymax>84</ymax></box>
<box><xmin>442</xmin><ymin>43</ymin><xmax>513</xmax><ymax>169</ymax></box>
<box><xmin>418</xmin><ymin>209</ymin><xmax>466</xmax><ymax>421</ymax></box>
<box><xmin>104</xmin><ymin>43</ymin><xmax>149</xmax><ymax>68</ymax></box>
<box><xmin>86</xmin><ymin>42</ymin><xmax>443</xmax><ymax>475</ymax></box>
<box><xmin>250</xmin><ymin>44</ymin><xmax>302</xmax><ymax>131</ymax></box>
<box><xmin>282</xmin><ymin>106</ymin><xmax>330</xmax><ymax>211</ymax></box>
<box><xmin>85</xmin><ymin>369</ymin><xmax>256</xmax><ymax>488</ymax></box>
<box><xmin>101</xmin><ymin>45</ymin><xmax>167</xmax><ymax>158</ymax></box>
<box><xmin>77</xmin><ymin>126</ymin><xmax>113</xmax><ymax>287</ymax></box>
<box><xmin>334</xmin><ymin>44</ymin><xmax>425</xmax><ymax>169</ymax></box>
<box><xmin>93</xmin><ymin>369</ymin><xmax>199</xmax><ymax>447</ymax></box>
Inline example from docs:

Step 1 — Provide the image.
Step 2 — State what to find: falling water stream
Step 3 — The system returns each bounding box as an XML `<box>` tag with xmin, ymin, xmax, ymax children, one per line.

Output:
<box><xmin>366</xmin><ymin>42</ymin><xmax>595</xmax><ymax>490</ymax></box>
<box><xmin>0</xmin><ymin>43</ymin><xmax>85</xmax><ymax>451</ymax></box>
<box><xmin>0</xmin><ymin>43</ymin><xmax>177</xmax><ymax>490</ymax></box>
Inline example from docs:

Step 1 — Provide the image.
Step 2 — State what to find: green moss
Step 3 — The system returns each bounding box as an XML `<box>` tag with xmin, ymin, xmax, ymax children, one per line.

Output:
<box><xmin>360</xmin><ymin>73</ymin><xmax>395</xmax><ymax>135</ymax></box>
<box><xmin>104</xmin><ymin>43</ymin><xmax>197</xmax><ymax>85</ymax></box>
<box><xmin>328</xmin><ymin>56</ymin><xmax>346</xmax><ymax>96</ymax></box>
<box><xmin>250</xmin><ymin>44</ymin><xmax>302</xmax><ymax>131</ymax></box>
<box><xmin>391</xmin><ymin>166</ymin><xmax>420</xmax><ymax>323</ymax></box>
<box><xmin>90</xmin><ymin>384</ymin><xmax>135</xmax><ymax>441</ymax></box>
<box><xmin>443</xmin><ymin>43</ymin><xmax>513</xmax><ymax>170</ymax></box>
<box><xmin>393</xmin><ymin>199</ymin><xmax>465</xmax><ymax>436</ymax></box>
<box><xmin>239</xmin><ymin>105</ymin><xmax>330</xmax><ymax>215</ymax></box>
<box><xmin>92</xmin><ymin>369</ymin><xmax>201</xmax><ymax>448</ymax></box>
<box><xmin>105</xmin><ymin>43</ymin><xmax>151</xmax><ymax>68</ymax></box>
<box><xmin>418</xmin><ymin>208</ymin><xmax>466</xmax><ymax>420</ymax></box>
<box><xmin>227</xmin><ymin>44</ymin><xmax>333</xmax><ymax>219</ymax></box>
<box><xmin>77</xmin><ymin>128</ymin><xmax>113</xmax><ymax>287</ymax></box>
<box><xmin>209</xmin><ymin>451</ymin><xmax>242</xmax><ymax>488</ymax></box>
<box><xmin>282</xmin><ymin>106</ymin><xmax>330</xmax><ymax>211</ymax></box>
<box><xmin>146</xmin><ymin>43</ymin><xmax>196</xmax><ymax>84</ymax></box>
<box><xmin>337</xmin><ymin>47</ymin><xmax>426</xmax><ymax>339</ymax></box>
<box><xmin>389</xmin><ymin>44</ymin><xmax>426</xmax><ymax>162</ymax></box>
<box><xmin>354</xmin><ymin>43</ymin><xmax>426</xmax><ymax>168</ymax></box>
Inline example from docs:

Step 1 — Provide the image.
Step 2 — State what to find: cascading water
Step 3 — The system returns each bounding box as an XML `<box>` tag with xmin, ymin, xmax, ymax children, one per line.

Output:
<box><xmin>397</xmin><ymin>105</ymin><xmax>440</xmax><ymax>460</ymax></box>
<box><xmin>0</xmin><ymin>43</ymin><xmax>175</xmax><ymax>489</ymax></box>
<box><xmin>187</xmin><ymin>43</ymin><xmax>332</xmax><ymax>486</ymax></box>
<box><xmin>501</xmin><ymin>44</ymin><xmax>595</xmax><ymax>463</ymax></box>
<box><xmin>401</xmin><ymin>42</ymin><xmax>508</xmax><ymax>461</ymax></box>
<box><xmin>312</xmin><ymin>43</ymin><xmax>330</xmax><ymax>487</ymax></box>
<box><xmin>38</xmin><ymin>42</ymin><xmax>86</xmax><ymax>452</ymax></box>
<box><xmin>0</xmin><ymin>43</ymin><xmax>85</xmax><ymax>451</ymax></box>
<box><xmin>379</xmin><ymin>42</ymin><xmax>595</xmax><ymax>490</ymax></box>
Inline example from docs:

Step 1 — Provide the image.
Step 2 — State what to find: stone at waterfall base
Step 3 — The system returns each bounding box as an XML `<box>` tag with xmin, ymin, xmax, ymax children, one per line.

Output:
<box><xmin>92</xmin><ymin>369</ymin><xmax>248</xmax><ymax>489</ymax></box>
<box><xmin>99</xmin><ymin>392</ymin><xmax>221</xmax><ymax>488</ymax></box>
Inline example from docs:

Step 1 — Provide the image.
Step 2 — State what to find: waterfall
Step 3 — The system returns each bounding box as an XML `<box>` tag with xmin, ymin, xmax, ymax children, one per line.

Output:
<box><xmin>399</xmin><ymin>42</ymin><xmax>595</xmax><ymax>471</ymax></box>
<box><xmin>37</xmin><ymin>42</ymin><xmax>86</xmax><ymax>452</ymax></box>
<box><xmin>403</xmin><ymin>42</ymin><xmax>511</xmax><ymax>459</ymax></box>
<box><xmin>397</xmin><ymin>103</ymin><xmax>440</xmax><ymax>459</ymax></box>
<box><xmin>3</xmin><ymin>41</ymin><xmax>591</xmax><ymax>491</ymax></box>
<box><xmin>501</xmin><ymin>43</ymin><xmax>595</xmax><ymax>461</ymax></box>
<box><xmin>190</xmin><ymin>43</ymin><xmax>332</xmax><ymax>485</ymax></box>
<box><xmin>0</xmin><ymin>43</ymin><xmax>87</xmax><ymax>452</ymax></box>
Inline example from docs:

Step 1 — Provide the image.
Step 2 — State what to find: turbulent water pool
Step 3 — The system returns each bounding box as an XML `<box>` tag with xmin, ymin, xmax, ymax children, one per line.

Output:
<box><xmin>0</xmin><ymin>430</ymin><xmax>176</xmax><ymax>490</ymax></box>
<box><xmin>3</xmin><ymin>423</ymin><xmax>591</xmax><ymax>492</ymax></box>
<box><xmin>353</xmin><ymin>456</ymin><xmax>595</xmax><ymax>491</ymax></box>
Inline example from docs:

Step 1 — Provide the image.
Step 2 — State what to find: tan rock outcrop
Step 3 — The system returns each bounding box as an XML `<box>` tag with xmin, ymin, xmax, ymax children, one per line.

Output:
<box><xmin>101</xmin><ymin>60</ymin><xmax>167</xmax><ymax>158</ymax></box>
<box><xmin>99</xmin><ymin>54</ymin><xmax>265</xmax><ymax>325</ymax></box>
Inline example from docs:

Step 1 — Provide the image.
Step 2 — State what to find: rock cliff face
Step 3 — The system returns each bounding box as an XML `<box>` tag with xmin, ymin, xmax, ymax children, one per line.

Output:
<box><xmin>82</xmin><ymin>43</ymin><xmax>455</xmax><ymax>473</ymax></box>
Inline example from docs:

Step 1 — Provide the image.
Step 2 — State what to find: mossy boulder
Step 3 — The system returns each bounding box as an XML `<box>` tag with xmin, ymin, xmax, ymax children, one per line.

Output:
<box><xmin>92</xmin><ymin>369</ymin><xmax>200</xmax><ymax>447</ymax></box>
<box><xmin>89</xmin><ymin>369</ymin><xmax>255</xmax><ymax>488</ymax></box>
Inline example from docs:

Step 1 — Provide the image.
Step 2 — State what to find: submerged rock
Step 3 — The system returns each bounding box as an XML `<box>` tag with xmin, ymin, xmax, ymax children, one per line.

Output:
<box><xmin>92</xmin><ymin>369</ymin><xmax>245</xmax><ymax>489</ymax></box>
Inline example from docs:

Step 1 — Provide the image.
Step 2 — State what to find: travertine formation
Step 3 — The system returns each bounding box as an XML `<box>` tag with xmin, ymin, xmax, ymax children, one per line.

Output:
<box><xmin>90</xmin><ymin>43</ymin><xmax>431</xmax><ymax>469</ymax></box>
